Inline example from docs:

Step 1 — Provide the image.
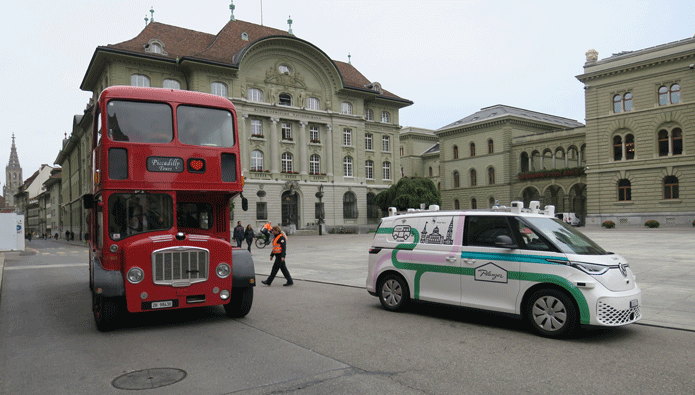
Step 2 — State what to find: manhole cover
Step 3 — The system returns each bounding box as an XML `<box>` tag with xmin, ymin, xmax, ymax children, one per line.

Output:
<box><xmin>112</xmin><ymin>368</ymin><xmax>187</xmax><ymax>390</ymax></box>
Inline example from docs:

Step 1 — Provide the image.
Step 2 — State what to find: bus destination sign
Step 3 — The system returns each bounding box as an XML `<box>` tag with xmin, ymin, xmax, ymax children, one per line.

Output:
<box><xmin>147</xmin><ymin>156</ymin><xmax>184</xmax><ymax>173</ymax></box>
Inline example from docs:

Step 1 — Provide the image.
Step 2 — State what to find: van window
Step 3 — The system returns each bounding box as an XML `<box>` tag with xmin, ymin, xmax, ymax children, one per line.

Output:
<box><xmin>523</xmin><ymin>217</ymin><xmax>607</xmax><ymax>255</ymax></box>
<box><xmin>465</xmin><ymin>216</ymin><xmax>514</xmax><ymax>247</ymax></box>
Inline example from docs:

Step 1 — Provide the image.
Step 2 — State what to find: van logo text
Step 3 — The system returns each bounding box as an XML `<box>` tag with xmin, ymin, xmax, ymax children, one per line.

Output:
<box><xmin>475</xmin><ymin>263</ymin><xmax>508</xmax><ymax>283</ymax></box>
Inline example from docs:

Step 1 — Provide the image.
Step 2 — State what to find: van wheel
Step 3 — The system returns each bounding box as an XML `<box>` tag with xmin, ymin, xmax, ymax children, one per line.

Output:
<box><xmin>526</xmin><ymin>289</ymin><xmax>577</xmax><ymax>338</ymax></box>
<box><xmin>379</xmin><ymin>274</ymin><xmax>409</xmax><ymax>312</ymax></box>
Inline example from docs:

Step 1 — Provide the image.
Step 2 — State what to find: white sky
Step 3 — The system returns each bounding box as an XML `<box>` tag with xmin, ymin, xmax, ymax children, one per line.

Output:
<box><xmin>1</xmin><ymin>0</ymin><xmax>694</xmax><ymax>188</ymax></box>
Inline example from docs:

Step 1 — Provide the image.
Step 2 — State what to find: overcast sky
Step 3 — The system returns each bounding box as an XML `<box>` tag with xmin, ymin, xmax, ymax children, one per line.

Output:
<box><xmin>2</xmin><ymin>0</ymin><xmax>694</xmax><ymax>188</ymax></box>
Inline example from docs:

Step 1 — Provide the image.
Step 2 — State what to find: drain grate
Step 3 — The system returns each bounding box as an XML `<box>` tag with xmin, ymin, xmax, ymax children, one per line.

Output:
<box><xmin>112</xmin><ymin>368</ymin><xmax>187</xmax><ymax>390</ymax></box>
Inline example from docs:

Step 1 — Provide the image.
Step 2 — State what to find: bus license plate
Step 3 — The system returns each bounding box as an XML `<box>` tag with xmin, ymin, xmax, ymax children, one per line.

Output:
<box><xmin>152</xmin><ymin>301</ymin><xmax>174</xmax><ymax>309</ymax></box>
<box><xmin>630</xmin><ymin>299</ymin><xmax>638</xmax><ymax>308</ymax></box>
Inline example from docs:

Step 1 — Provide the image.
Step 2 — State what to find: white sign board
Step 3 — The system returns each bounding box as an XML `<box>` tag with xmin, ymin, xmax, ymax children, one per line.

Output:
<box><xmin>0</xmin><ymin>213</ymin><xmax>25</xmax><ymax>251</ymax></box>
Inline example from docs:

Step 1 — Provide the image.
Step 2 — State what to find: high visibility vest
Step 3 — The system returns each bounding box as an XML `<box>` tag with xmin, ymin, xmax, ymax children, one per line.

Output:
<box><xmin>272</xmin><ymin>234</ymin><xmax>284</xmax><ymax>254</ymax></box>
<box><xmin>263</xmin><ymin>223</ymin><xmax>272</xmax><ymax>231</ymax></box>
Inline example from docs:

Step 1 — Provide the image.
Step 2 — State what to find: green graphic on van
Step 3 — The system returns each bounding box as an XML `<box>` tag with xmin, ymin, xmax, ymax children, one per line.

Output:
<box><xmin>382</xmin><ymin>227</ymin><xmax>590</xmax><ymax>324</ymax></box>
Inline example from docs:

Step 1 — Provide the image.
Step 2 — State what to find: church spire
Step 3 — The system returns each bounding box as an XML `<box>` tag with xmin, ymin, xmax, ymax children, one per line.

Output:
<box><xmin>4</xmin><ymin>132</ymin><xmax>23</xmax><ymax>207</ymax></box>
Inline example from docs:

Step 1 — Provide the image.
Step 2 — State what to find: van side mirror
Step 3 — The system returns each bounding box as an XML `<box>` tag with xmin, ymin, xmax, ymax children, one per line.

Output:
<box><xmin>83</xmin><ymin>194</ymin><xmax>94</xmax><ymax>209</ymax></box>
<box><xmin>495</xmin><ymin>235</ymin><xmax>517</xmax><ymax>249</ymax></box>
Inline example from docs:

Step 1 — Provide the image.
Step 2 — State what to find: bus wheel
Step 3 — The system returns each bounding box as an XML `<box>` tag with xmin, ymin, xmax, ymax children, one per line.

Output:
<box><xmin>224</xmin><ymin>286</ymin><xmax>253</xmax><ymax>318</ymax></box>
<box><xmin>526</xmin><ymin>289</ymin><xmax>577</xmax><ymax>338</ymax></box>
<box><xmin>378</xmin><ymin>274</ymin><xmax>410</xmax><ymax>312</ymax></box>
<box><xmin>93</xmin><ymin>293</ymin><xmax>122</xmax><ymax>332</ymax></box>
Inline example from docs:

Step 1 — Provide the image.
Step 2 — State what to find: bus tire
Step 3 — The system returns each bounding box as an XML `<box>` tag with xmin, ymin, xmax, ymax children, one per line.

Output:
<box><xmin>93</xmin><ymin>293</ymin><xmax>123</xmax><ymax>332</ymax></box>
<box><xmin>224</xmin><ymin>286</ymin><xmax>253</xmax><ymax>318</ymax></box>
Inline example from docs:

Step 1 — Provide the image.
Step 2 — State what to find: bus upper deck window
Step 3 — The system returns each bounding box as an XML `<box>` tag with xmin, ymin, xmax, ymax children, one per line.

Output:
<box><xmin>107</xmin><ymin>101</ymin><xmax>173</xmax><ymax>143</ymax></box>
<box><xmin>177</xmin><ymin>106</ymin><xmax>235</xmax><ymax>147</ymax></box>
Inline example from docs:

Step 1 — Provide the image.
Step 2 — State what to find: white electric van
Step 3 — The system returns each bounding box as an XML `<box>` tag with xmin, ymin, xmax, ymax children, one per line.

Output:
<box><xmin>366</xmin><ymin>201</ymin><xmax>641</xmax><ymax>338</ymax></box>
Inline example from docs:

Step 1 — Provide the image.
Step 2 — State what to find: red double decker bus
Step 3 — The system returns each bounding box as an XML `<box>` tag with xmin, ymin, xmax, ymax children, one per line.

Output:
<box><xmin>84</xmin><ymin>86</ymin><xmax>253</xmax><ymax>331</ymax></box>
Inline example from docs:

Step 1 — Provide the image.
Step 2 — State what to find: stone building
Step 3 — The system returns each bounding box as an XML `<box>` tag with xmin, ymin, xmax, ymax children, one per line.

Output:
<box><xmin>66</xmin><ymin>8</ymin><xmax>411</xmax><ymax>233</ymax></box>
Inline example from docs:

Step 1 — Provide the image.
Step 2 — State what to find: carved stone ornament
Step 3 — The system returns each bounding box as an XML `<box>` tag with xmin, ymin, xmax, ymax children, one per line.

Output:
<box><xmin>585</xmin><ymin>49</ymin><xmax>598</xmax><ymax>63</ymax></box>
<box><xmin>265</xmin><ymin>63</ymin><xmax>307</xmax><ymax>89</ymax></box>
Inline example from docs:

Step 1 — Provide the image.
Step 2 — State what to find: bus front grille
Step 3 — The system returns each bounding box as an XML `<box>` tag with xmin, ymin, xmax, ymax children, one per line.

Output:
<box><xmin>152</xmin><ymin>247</ymin><xmax>209</xmax><ymax>286</ymax></box>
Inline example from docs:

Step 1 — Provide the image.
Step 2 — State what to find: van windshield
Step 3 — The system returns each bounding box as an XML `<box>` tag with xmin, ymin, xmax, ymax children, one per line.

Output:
<box><xmin>522</xmin><ymin>217</ymin><xmax>607</xmax><ymax>255</ymax></box>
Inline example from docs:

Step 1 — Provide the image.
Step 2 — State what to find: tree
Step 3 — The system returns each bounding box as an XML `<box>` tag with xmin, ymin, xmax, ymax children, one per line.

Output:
<box><xmin>375</xmin><ymin>177</ymin><xmax>441</xmax><ymax>212</ymax></box>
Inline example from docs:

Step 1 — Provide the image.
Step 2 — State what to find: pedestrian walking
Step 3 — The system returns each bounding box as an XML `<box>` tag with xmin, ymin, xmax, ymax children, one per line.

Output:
<box><xmin>261</xmin><ymin>226</ymin><xmax>293</xmax><ymax>286</ymax></box>
<box><xmin>244</xmin><ymin>224</ymin><xmax>254</xmax><ymax>253</ymax></box>
<box><xmin>233</xmin><ymin>221</ymin><xmax>244</xmax><ymax>248</ymax></box>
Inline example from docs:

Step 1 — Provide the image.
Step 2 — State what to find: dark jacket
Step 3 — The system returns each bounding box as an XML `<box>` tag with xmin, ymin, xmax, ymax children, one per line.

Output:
<box><xmin>233</xmin><ymin>225</ymin><xmax>244</xmax><ymax>241</ymax></box>
<box><xmin>244</xmin><ymin>227</ymin><xmax>254</xmax><ymax>243</ymax></box>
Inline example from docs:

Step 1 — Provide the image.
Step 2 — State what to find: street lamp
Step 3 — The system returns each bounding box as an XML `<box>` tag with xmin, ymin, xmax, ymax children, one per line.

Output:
<box><xmin>315</xmin><ymin>185</ymin><xmax>324</xmax><ymax>235</ymax></box>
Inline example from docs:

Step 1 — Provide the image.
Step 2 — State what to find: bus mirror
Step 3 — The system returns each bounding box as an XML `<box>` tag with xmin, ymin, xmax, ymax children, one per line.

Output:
<box><xmin>83</xmin><ymin>194</ymin><xmax>94</xmax><ymax>209</ymax></box>
<box><xmin>241</xmin><ymin>196</ymin><xmax>248</xmax><ymax>211</ymax></box>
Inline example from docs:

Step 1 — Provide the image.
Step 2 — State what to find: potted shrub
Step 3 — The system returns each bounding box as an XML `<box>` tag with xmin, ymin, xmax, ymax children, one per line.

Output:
<box><xmin>602</xmin><ymin>220</ymin><xmax>615</xmax><ymax>229</ymax></box>
<box><xmin>644</xmin><ymin>220</ymin><xmax>660</xmax><ymax>228</ymax></box>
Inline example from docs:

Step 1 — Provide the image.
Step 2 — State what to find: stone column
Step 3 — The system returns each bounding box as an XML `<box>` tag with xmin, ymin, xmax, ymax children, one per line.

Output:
<box><xmin>325</xmin><ymin>124</ymin><xmax>334</xmax><ymax>176</ymax></box>
<box><xmin>270</xmin><ymin>118</ymin><xmax>279</xmax><ymax>173</ymax></box>
<box><xmin>299</xmin><ymin>121</ymin><xmax>308</xmax><ymax>175</ymax></box>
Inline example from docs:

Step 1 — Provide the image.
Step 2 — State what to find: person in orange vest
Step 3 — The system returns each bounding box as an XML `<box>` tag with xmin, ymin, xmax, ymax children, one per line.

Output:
<box><xmin>261</xmin><ymin>221</ymin><xmax>273</xmax><ymax>245</ymax></box>
<box><xmin>261</xmin><ymin>226</ymin><xmax>293</xmax><ymax>286</ymax></box>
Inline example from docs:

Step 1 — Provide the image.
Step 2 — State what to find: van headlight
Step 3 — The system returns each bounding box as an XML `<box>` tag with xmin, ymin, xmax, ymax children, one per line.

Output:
<box><xmin>127</xmin><ymin>267</ymin><xmax>145</xmax><ymax>284</ymax></box>
<box><xmin>571</xmin><ymin>261</ymin><xmax>609</xmax><ymax>275</ymax></box>
<box><xmin>216</xmin><ymin>263</ymin><xmax>231</xmax><ymax>279</ymax></box>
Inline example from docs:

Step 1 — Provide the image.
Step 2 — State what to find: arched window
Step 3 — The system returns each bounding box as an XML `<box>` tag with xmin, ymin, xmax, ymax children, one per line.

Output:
<box><xmin>281</xmin><ymin>152</ymin><xmax>293</xmax><ymax>173</ymax></box>
<box><xmin>306</xmin><ymin>97</ymin><xmax>320</xmax><ymax>110</ymax></box>
<box><xmin>454</xmin><ymin>199</ymin><xmax>460</xmax><ymax>210</ymax></box>
<box><xmin>383</xmin><ymin>161</ymin><xmax>391</xmax><ymax>180</ymax></box>
<box><xmin>543</xmin><ymin>150</ymin><xmax>553</xmax><ymax>170</ymax></box>
<box><xmin>471</xmin><ymin>198</ymin><xmax>477</xmax><ymax>209</ymax></box>
<box><xmin>428</xmin><ymin>167</ymin><xmax>433</xmax><ymax>177</ymax></box>
<box><xmin>365</xmin><ymin>160</ymin><xmax>374</xmax><ymax>179</ymax></box>
<box><xmin>664</xmin><ymin>176</ymin><xmax>679</xmax><ymax>199</ymax></box>
<box><xmin>613</xmin><ymin>136</ymin><xmax>623</xmax><ymax>161</ymax></box>
<box><xmin>470</xmin><ymin>169</ymin><xmax>477</xmax><ymax>186</ymax></box>
<box><xmin>658</xmin><ymin>86</ymin><xmax>669</xmax><ymax>106</ymax></box>
<box><xmin>343</xmin><ymin>156</ymin><xmax>353</xmax><ymax>177</ymax></box>
<box><xmin>278</xmin><ymin>93</ymin><xmax>292</xmax><ymax>106</ymax></box>
<box><xmin>618</xmin><ymin>179</ymin><xmax>631</xmax><ymax>201</ymax></box>
<box><xmin>341</xmin><ymin>102</ymin><xmax>353</xmax><ymax>115</ymax></box>
<box><xmin>470</xmin><ymin>142</ymin><xmax>476</xmax><ymax>157</ymax></box>
<box><xmin>248</xmin><ymin>88</ymin><xmax>263</xmax><ymax>102</ymax></box>
<box><xmin>365</xmin><ymin>108</ymin><xmax>374</xmax><ymax>121</ymax></box>
<box><xmin>488</xmin><ymin>139</ymin><xmax>494</xmax><ymax>154</ymax></box>
<box><xmin>343</xmin><ymin>192</ymin><xmax>358</xmax><ymax>219</ymax></box>
<box><xmin>250</xmin><ymin>150</ymin><xmax>263</xmax><ymax>171</ymax></box>
<box><xmin>163</xmin><ymin>79</ymin><xmax>180</xmax><ymax>89</ymax></box>
<box><xmin>625</xmin><ymin>134</ymin><xmax>635</xmax><ymax>160</ymax></box>
<box><xmin>488</xmin><ymin>167</ymin><xmax>495</xmax><ymax>185</ymax></box>
<box><xmin>309</xmin><ymin>154</ymin><xmax>321</xmax><ymax>174</ymax></box>
<box><xmin>381</xmin><ymin>111</ymin><xmax>390</xmax><ymax>123</ymax></box>
<box><xmin>520</xmin><ymin>152</ymin><xmax>530</xmax><ymax>172</ymax></box>
<box><xmin>131</xmin><ymin>74</ymin><xmax>150</xmax><ymax>87</ymax></box>
<box><xmin>453</xmin><ymin>171</ymin><xmax>460</xmax><ymax>188</ymax></box>
<box><xmin>670</xmin><ymin>84</ymin><xmax>681</xmax><ymax>104</ymax></box>
<box><xmin>673</xmin><ymin>128</ymin><xmax>683</xmax><ymax>155</ymax></box>
<box><xmin>211</xmin><ymin>82</ymin><xmax>227</xmax><ymax>97</ymax></box>
<box><xmin>150</xmin><ymin>43</ymin><xmax>163</xmax><ymax>54</ymax></box>
<box><xmin>658</xmin><ymin>130</ymin><xmax>669</xmax><ymax>156</ymax></box>
<box><xmin>489</xmin><ymin>197</ymin><xmax>496</xmax><ymax>208</ymax></box>
<box><xmin>453</xmin><ymin>145</ymin><xmax>458</xmax><ymax>159</ymax></box>
<box><xmin>613</xmin><ymin>94</ymin><xmax>623</xmax><ymax>113</ymax></box>
<box><xmin>624</xmin><ymin>92</ymin><xmax>633</xmax><ymax>111</ymax></box>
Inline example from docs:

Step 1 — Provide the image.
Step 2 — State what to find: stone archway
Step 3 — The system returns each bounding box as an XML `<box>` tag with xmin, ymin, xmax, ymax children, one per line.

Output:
<box><xmin>568</xmin><ymin>183</ymin><xmax>587</xmax><ymax>225</ymax></box>
<box><xmin>522</xmin><ymin>187</ymin><xmax>541</xmax><ymax>209</ymax></box>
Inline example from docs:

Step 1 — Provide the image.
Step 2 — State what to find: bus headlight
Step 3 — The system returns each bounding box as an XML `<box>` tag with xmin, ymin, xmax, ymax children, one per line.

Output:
<box><xmin>127</xmin><ymin>267</ymin><xmax>145</xmax><ymax>284</ymax></box>
<box><xmin>216</xmin><ymin>263</ymin><xmax>231</xmax><ymax>279</ymax></box>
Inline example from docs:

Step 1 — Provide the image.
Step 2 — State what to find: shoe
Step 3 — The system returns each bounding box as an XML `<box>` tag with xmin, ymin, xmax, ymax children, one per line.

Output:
<box><xmin>261</xmin><ymin>280</ymin><xmax>270</xmax><ymax>286</ymax></box>
<box><xmin>283</xmin><ymin>282</ymin><xmax>293</xmax><ymax>286</ymax></box>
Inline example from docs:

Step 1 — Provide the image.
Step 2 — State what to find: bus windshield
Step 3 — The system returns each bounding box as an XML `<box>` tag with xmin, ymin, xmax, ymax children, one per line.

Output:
<box><xmin>108</xmin><ymin>193</ymin><xmax>173</xmax><ymax>240</ymax></box>
<box><xmin>177</xmin><ymin>105</ymin><xmax>235</xmax><ymax>147</ymax></box>
<box><xmin>107</xmin><ymin>100</ymin><xmax>173</xmax><ymax>143</ymax></box>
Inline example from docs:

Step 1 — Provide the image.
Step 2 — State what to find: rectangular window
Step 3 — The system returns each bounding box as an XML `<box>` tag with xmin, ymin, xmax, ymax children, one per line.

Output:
<box><xmin>309</xmin><ymin>125</ymin><xmax>320</xmax><ymax>142</ymax></box>
<box><xmin>365</xmin><ymin>161</ymin><xmax>374</xmax><ymax>179</ymax></box>
<box><xmin>382</xmin><ymin>136</ymin><xmax>390</xmax><ymax>152</ymax></box>
<box><xmin>281</xmin><ymin>123</ymin><xmax>292</xmax><ymax>140</ymax></box>
<box><xmin>343</xmin><ymin>128</ymin><xmax>352</xmax><ymax>146</ymax></box>
<box><xmin>256</xmin><ymin>202</ymin><xmax>267</xmax><ymax>220</ymax></box>
<box><xmin>382</xmin><ymin>162</ymin><xmax>391</xmax><ymax>180</ymax></box>
<box><xmin>251</xmin><ymin>119</ymin><xmax>263</xmax><ymax>137</ymax></box>
<box><xmin>365</xmin><ymin>133</ymin><xmax>373</xmax><ymax>150</ymax></box>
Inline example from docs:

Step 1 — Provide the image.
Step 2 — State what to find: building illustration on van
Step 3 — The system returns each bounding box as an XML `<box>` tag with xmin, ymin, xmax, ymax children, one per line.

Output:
<box><xmin>420</xmin><ymin>217</ymin><xmax>454</xmax><ymax>245</ymax></box>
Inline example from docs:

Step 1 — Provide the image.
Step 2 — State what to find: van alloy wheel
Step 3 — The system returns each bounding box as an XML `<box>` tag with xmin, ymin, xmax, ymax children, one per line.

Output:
<box><xmin>379</xmin><ymin>275</ymin><xmax>409</xmax><ymax>312</ymax></box>
<box><xmin>527</xmin><ymin>289</ymin><xmax>577</xmax><ymax>338</ymax></box>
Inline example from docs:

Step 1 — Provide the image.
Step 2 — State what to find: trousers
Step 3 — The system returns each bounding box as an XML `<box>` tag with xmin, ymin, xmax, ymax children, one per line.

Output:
<box><xmin>266</xmin><ymin>256</ymin><xmax>293</xmax><ymax>284</ymax></box>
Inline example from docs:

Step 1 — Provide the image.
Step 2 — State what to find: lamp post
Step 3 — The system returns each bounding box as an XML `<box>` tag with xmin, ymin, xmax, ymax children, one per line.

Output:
<box><xmin>315</xmin><ymin>185</ymin><xmax>324</xmax><ymax>235</ymax></box>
